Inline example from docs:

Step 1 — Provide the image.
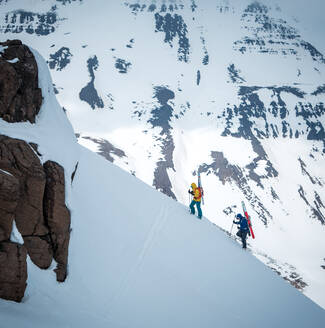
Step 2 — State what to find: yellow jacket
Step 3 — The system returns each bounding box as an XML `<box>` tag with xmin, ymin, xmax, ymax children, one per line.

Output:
<box><xmin>191</xmin><ymin>183</ymin><xmax>202</xmax><ymax>202</ymax></box>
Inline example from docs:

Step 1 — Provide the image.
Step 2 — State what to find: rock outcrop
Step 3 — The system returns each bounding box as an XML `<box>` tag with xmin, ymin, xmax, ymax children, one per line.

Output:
<box><xmin>0</xmin><ymin>39</ymin><xmax>42</xmax><ymax>123</ymax></box>
<box><xmin>0</xmin><ymin>135</ymin><xmax>71</xmax><ymax>300</ymax></box>
<box><xmin>0</xmin><ymin>136</ymin><xmax>48</xmax><ymax>236</ymax></box>
<box><xmin>0</xmin><ymin>40</ymin><xmax>71</xmax><ymax>302</ymax></box>
<box><xmin>0</xmin><ymin>169</ymin><xmax>19</xmax><ymax>241</ymax></box>
<box><xmin>0</xmin><ymin>135</ymin><xmax>53</xmax><ymax>271</ymax></box>
<box><xmin>44</xmin><ymin>161</ymin><xmax>71</xmax><ymax>282</ymax></box>
<box><xmin>0</xmin><ymin>168</ymin><xmax>26</xmax><ymax>302</ymax></box>
<box><xmin>0</xmin><ymin>242</ymin><xmax>27</xmax><ymax>302</ymax></box>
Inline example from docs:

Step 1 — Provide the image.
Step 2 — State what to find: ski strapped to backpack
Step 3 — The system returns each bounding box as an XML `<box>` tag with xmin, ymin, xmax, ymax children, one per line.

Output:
<box><xmin>197</xmin><ymin>171</ymin><xmax>204</xmax><ymax>205</ymax></box>
<box><xmin>241</xmin><ymin>201</ymin><xmax>255</xmax><ymax>239</ymax></box>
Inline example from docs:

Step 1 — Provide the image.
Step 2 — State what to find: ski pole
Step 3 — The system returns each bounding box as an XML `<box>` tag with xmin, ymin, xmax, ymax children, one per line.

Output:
<box><xmin>188</xmin><ymin>191</ymin><xmax>192</xmax><ymax>212</ymax></box>
<box><xmin>230</xmin><ymin>217</ymin><xmax>234</xmax><ymax>235</ymax></box>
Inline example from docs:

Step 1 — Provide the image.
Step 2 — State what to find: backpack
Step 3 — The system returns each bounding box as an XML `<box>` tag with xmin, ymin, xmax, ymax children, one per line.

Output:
<box><xmin>194</xmin><ymin>187</ymin><xmax>202</xmax><ymax>201</ymax></box>
<box><xmin>241</xmin><ymin>217</ymin><xmax>249</xmax><ymax>231</ymax></box>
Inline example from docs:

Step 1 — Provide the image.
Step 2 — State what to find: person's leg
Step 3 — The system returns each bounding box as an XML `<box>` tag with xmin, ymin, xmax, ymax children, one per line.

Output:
<box><xmin>189</xmin><ymin>200</ymin><xmax>196</xmax><ymax>214</ymax></box>
<box><xmin>196</xmin><ymin>202</ymin><xmax>202</xmax><ymax>219</ymax></box>
<box><xmin>242</xmin><ymin>231</ymin><xmax>248</xmax><ymax>248</ymax></box>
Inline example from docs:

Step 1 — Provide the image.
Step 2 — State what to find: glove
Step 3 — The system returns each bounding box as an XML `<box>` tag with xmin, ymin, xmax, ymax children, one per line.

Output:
<box><xmin>188</xmin><ymin>189</ymin><xmax>194</xmax><ymax>195</ymax></box>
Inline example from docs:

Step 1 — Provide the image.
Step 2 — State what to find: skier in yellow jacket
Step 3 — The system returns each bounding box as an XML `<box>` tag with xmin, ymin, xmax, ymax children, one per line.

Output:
<box><xmin>188</xmin><ymin>182</ymin><xmax>202</xmax><ymax>219</ymax></box>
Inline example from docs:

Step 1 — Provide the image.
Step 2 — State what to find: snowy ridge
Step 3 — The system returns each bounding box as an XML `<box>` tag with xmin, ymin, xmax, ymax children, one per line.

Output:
<box><xmin>0</xmin><ymin>0</ymin><xmax>325</xmax><ymax>309</ymax></box>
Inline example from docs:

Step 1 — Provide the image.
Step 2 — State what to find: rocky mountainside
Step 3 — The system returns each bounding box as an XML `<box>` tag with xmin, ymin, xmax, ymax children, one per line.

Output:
<box><xmin>0</xmin><ymin>40</ymin><xmax>73</xmax><ymax>301</ymax></box>
<box><xmin>0</xmin><ymin>0</ymin><xmax>324</xmax><ymax>307</ymax></box>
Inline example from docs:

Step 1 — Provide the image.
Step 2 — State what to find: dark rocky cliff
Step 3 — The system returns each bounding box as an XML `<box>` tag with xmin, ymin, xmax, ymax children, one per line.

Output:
<box><xmin>0</xmin><ymin>40</ymin><xmax>71</xmax><ymax>302</ymax></box>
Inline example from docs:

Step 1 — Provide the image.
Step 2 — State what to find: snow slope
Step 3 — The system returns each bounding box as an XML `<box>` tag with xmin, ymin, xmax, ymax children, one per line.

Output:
<box><xmin>0</xmin><ymin>39</ymin><xmax>324</xmax><ymax>328</ymax></box>
<box><xmin>1</xmin><ymin>145</ymin><xmax>325</xmax><ymax>328</ymax></box>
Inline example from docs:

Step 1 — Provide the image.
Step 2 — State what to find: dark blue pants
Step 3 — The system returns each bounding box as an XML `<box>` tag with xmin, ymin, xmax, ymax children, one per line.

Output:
<box><xmin>236</xmin><ymin>229</ymin><xmax>248</xmax><ymax>248</ymax></box>
<box><xmin>190</xmin><ymin>200</ymin><xmax>202</xmax><ymax>219</ymax></box>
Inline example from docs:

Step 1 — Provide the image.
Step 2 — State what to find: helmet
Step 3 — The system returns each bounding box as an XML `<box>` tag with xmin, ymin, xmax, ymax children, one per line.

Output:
<box><xmin>236</xmin><ymin>213</ymin><xmax>242</xmax><ymax>219</ymax></box>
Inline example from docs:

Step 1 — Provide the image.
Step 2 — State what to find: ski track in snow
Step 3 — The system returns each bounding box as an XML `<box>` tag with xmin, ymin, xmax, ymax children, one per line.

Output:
<box><xmin>137</xmin><ymin>205</ymin><xmax>168</xmax><ymax>264</ymax></box>
<box><xmin>107</xmin><ymin>204</ymin><xmax>169</xmax><ymax>313</ymax></box>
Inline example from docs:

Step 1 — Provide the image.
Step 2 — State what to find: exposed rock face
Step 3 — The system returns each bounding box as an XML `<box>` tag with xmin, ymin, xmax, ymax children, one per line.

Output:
<box><xmin>0</xmin><ymin>40</ymin><xmax>71</xmax><ymax>302</ymax></box>
<box><xmin>23</xmin><ymin>236</ymin><xmax>53</xmax><ymax>269</ymax></box>
<box><xmin>0</xmin><ymin>135</ymin><xmax>49</xmax><ymax>235</ymax></box>
<box><xmin>44</xmin><ymin>161</ymin><xmax>71</xmax><ymax>282</ymax></box>
<box><xmin>0</xmin><ymin>135</ymin><xmax>53</xmax><ymax>269</ymax></box>
<box><xmin>0</xmin><ymin>39</ymin><xmax>42</xmax><ymax>123</ymax></box>
<box><xmin>0</xmin><ymin>242</ymin><xmax>27</xmax><ymax>302</ymax></box>
<box><xmin>0</xmin><ymin>170</ymin><xmax>19</xmax><ymax>242</ymax></box>
<box><xmin>0</xmin><ymin>136</ymin><xmax>71</xmax><ymax>301</ymax></box>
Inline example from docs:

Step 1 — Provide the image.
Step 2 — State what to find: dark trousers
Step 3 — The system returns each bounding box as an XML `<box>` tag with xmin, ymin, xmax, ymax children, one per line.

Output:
<box><xmin>236</xmin><ymin>229</ymin><xmax>248</xmax><ymax>248</ymax></box>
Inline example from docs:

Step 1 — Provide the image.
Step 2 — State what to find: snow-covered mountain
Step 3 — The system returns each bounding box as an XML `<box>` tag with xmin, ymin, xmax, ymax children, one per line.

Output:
<box><xmin>1</xmin><ymin>0</ymin><xmax>324</xmax><ymax>308</ymax></box>
<box><xmin>1</xmin><ymin>43</ymin><xmax>325</xmax><ymax>327</ymax></box>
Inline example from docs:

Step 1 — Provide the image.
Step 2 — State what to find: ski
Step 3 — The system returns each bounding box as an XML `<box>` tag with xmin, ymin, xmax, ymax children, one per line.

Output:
<box><xmin>197</xmin><ymin>171</ymin><xmax>204</xmax><ymax>205</ymax></box>
<box><xmin>241</xmin><ymin>201</ymin><xmax>255</xmax><ymax>239</ymax></box>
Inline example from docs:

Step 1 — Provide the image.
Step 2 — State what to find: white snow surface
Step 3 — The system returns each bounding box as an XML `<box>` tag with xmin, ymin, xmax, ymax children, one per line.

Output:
<box><xmin>1</xmin><ymin>146</ymin><xmax>325</xmax><ymax>327</ymax></box>
<box><xmin>0</xmin><ymin>45</ymin><xmax>7</xmax><ymax>54</ymax></box>
<box><xmin>6</xmin><ymin>57</ymin><xmax>19</xmax><ymax>63</ymax></box>
<box><xmin>0</xmin><ymin>169</ymin><xmax>12</xmax><ymax>176</ymax></box>
<box><xmin>10</xmin><ymin>221</ymin><xmax>24</xmax><ymax>245</ymax></box>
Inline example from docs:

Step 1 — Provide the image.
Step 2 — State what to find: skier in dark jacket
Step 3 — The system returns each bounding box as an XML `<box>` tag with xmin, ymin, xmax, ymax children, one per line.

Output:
<box><xmin>233</xmin><ymin>213</ymin><xmax>250</xmax><ymax>249</ymax></box>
